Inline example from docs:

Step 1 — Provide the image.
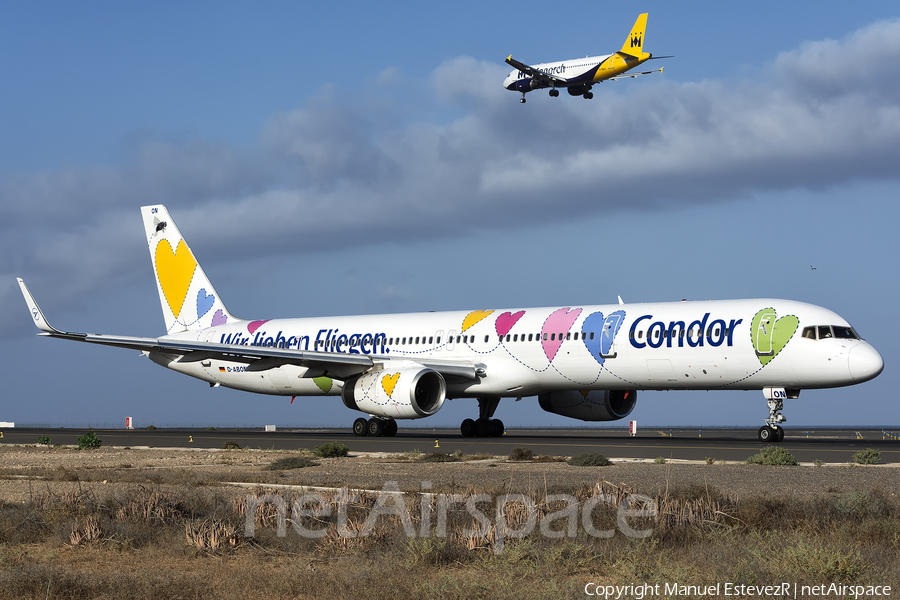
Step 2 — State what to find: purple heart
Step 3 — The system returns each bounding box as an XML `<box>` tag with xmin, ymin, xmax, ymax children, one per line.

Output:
<box><xmin>211</xmin><ymin>309</ymin><xmax>227</xmax><ymax>326</ymax></box>
<box><xmin>196</xmin><ymin>288</ymin><xmax>215</xmax><ymax>319</ymax></box>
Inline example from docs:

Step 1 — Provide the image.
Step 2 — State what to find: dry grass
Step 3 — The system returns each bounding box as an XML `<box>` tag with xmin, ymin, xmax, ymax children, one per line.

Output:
<box><xmin>0</xmin><ymin>473</ymin><xmax>897</xmax><ymax>599</ymax></box>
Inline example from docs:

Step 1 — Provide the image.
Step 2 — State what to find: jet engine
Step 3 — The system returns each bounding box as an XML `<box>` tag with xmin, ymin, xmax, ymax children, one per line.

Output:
<box><xmin>342</xmin><ymin>365</ymin><xmax>446</xmax><ymax>420</ymax></box>
<box><xmin>567</xmin><ymin>84</ymin><xmax>591</xmax><ymax>96</ymax></box>
<box><xmin>538</xmin><ymin>389</ymin><xmax>636</xmax><ymax>421</ymax></box>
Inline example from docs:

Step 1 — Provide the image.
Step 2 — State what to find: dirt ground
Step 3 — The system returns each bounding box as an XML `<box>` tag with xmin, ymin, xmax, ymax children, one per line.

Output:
<box><xmin>1</xmin><ymin>445</ymin><xmax>896</xmax><ymax>502</ymax></box>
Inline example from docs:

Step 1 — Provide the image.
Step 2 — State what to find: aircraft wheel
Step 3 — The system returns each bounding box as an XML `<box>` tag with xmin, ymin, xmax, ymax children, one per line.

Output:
<box><xmin>460</xmin><ymin>418</ymin><xmax>476</xmax><ymax>437</ymax></box>
<box><xmin>353</xmin><ymin>418</ymin><xmax>368</xmax><ymax>437</ymax></box>
<box><xmin>383</xmin><ymin>419</ymin><xmax>398</xmax><ymax>437</ymax></box>
<box><xmin>758</xmin><ymin>426</ymin><xmax>774</xmax><ymax>443</ymax></box>
<box><xmin>775</xmin><ymin>426</ymin><xmax>785</xmax><ymax>443</ymax></box>
<box><xmin>489</xmin><ymin>419</ymin><xmax>504</xmax><ymax>437</ymax></box>
<box><xmin>520</xmin><ymin>98</ymin><xmax>526</xmax><ymax>103</ymax></box>
<box><xmin>474</xmin><ymin>418</ymin><xmax>490</xmax><ymax>438</ymax></box>
<box><xmin>367</xmin><ymin>418</ymin><xmax>384</xmax><ymax>437</ymax></box>
<box><xmin>585</xmin><ymin>92</ymin><xmax>594</xmax><ymax>99</ymax></box>
<box><xmin>549</xmin><ymin>89</ymin><xmax>558</xmax><ymax>97</ymax></box>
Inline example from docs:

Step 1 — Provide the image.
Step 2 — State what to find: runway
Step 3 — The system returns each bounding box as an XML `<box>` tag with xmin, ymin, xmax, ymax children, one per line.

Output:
<box><xmin>2</xmin><ymin>426</ymin><xmax>898</xmax><ymax>463</ymax></box>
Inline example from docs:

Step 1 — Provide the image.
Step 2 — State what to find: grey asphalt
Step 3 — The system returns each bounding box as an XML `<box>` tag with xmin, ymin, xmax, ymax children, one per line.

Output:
<box><xmin>3</xmin><ymin>426</ymin><xmax>899</xmax><ymax>463</ymax></box>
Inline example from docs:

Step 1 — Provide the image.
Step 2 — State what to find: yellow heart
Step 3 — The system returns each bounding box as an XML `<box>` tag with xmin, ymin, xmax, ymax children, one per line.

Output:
<box><xmin>155</xmin><ymin>239</ymin><xmax>197</xmax><ymax>319</ymax></box>
<box><xmin>382</xmin><ymin>373</ymin><xmax>400</xmax><ymax>398</ymax></box>
<box><xmin>462</xmin><ymin>310</ymin><xmax>494</xmax><ymax>332</ymax></box>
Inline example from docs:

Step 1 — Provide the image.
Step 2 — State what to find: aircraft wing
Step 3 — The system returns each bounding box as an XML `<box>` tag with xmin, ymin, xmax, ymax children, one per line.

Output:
<box><xmin>505</xmin><ymin>55</ymin><xmax>567</xmax><ymax>85</ymax></box>
<box><xmin>17</xmin><ymin>278</ymin><xmax>481</xmax><ymax>382</ymax></box>
<box><xmin>606</xmin><ymin>66</ymin><xmax>664</xmax><ymax>81</ymax></box>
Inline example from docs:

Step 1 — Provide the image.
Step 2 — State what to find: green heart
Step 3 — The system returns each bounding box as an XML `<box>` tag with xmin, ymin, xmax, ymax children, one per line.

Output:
<box><xmin>750</xmin><ymin>308</ymin><xmax>799</xmax><ymax>366</ymax></box>
<box><xmin>313</xmin><ymin>377</ymin><xmax>333</xmax><ymax>393</ymax></box>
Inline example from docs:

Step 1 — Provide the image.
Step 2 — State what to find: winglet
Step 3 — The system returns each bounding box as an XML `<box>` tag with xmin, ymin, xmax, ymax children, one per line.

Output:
<box><xmin>17</xmin><ymin>278</ymin><xmax>64</xmax><ymax>335</ymax></box>
<box><xmin>619</xmin><ymin>13</ymin><xmax>648</xmax><ymax>57</ymax></box>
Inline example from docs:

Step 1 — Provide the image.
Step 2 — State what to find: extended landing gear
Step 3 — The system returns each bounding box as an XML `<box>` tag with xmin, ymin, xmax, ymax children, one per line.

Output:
<box><xmin>582</xmin><ymin>92</ymin><xmax>594</xmax><ymax>99</ymax></box>
<box><xmin>549</xmin><ymin>89</ymin><xmax>559</xmax><ymax>97</ymax></box>
<box><xmin>520</xmin><ymin>92</ymin><xmax>527</xmax><ymax>103</ymax></box>
<box><xmin>353</xmin><ymin>417</ymin><xmax>397</xmax><ymax>437</ymax></box>
<box><xmin>757</xmin><ymin>394</ymin><xmax>787</xmax><ymax>443</ymax></box>
<box><xmin>757</xmin><ymin>425</ymin><xmax>784</xmax><ymax>443</ymax></box>
<box><xmin>460</xmin><ymin>398</ymin><xmax>504</xmax><ymax>438</ymax></box>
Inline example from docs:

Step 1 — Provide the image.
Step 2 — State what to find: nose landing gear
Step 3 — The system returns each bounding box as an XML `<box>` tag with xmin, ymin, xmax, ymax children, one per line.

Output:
<box><xmin>757</xmin><ymin>392</ymin><xmax>789</xmax><ymax>442</ymax></box>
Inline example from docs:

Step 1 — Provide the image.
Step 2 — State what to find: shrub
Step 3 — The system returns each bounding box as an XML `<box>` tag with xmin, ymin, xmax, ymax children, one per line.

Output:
<box><xmin>654</xmin><ymin>457</ymin><xmax>667</xmax><ymax>464</ymax></box>
<box><xmin>508</xmin><ymin>447</ymin><xmax>533</xmax><ymax>461</ymax></box>
<box><xmin>313</xmin><ymin>442</ymin><xmax>349</xmax><ymax>458</ymax></box>
<box><xmin>38</xmin><ymin>436</ymin><xmax>51</xmax><ymax>446</ymax></box>
<box><xmin>265</xmin><ymin>457</ymin><xmax>318</xmax><ymax>471</ymax></box>
<box><xmin>206</xmin><ymin>426</ymin><xmax>218</xmax><ymax>431</ymax></box>
<box><xmin>746</xmin><ymin>446</ymin><xmax>798</xmax><ymax>466</ymax></box>
<box><xmin>76</xmin><ymin>430</ymin><xmax>102</xmax><ymax>450</ymax></box>
<box><xmin>814</xmin><ymin>459</ymin><xmax>825</xmax><ymax>467</ymax></box>
<box><xmin>705</xmin><ymin>457</ymin><xmax>715</xmax><ymax>465</ymax></box>
<box><xmin>223</xmin><ymin>441</ymin><xmax>241</xmax><ymax>450</ymax></box>
<box><xmin>145</xmin><ymin>425</ymin><xmax>157</xmax><ymax>430</ymax></box>
<box><xmin>420</xmin><ymin>453</ymin><xmax>460</xmax><ymax>463</ymax></box>
<box><xmin>852</xmin><ymin>448</ymin><xmax>881</xmax><ymax>465</ymax></box>
<box><xmin>567</xmin><ymin>453</ymin><xmax>612</xmax><ymax>467</ymax></box>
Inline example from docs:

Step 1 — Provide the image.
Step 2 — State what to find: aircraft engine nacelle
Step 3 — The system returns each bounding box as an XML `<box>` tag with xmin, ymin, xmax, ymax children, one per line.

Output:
<box><xmin>567</xmin><ymin>84</ymin><xmax>590</xmax><ymax>96</ymax></box>
<box><xmin>516</xmin><ymin>78</ymin><xmax>543</xmax><ymax>92</ymax></box>
<box><xmin>538</xmin><ymin>389</ymin><xmax>636</xmax><ymax>422</ymax></box>
<box><xmin>341</xmin><ymin>366</ymin><xmax>446</xmax><ymax>420</ymax></box>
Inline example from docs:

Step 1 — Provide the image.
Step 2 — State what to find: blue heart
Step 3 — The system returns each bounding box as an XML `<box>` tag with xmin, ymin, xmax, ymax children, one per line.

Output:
<box><xmin>196</xmin><ymin>288</ymin><xmax>215</xmax><ymax>319</ymax></box>
<box><xmin>582</xmin><ymin>310</ymin><xmax>626</xmax><ymax>365</ymax></box>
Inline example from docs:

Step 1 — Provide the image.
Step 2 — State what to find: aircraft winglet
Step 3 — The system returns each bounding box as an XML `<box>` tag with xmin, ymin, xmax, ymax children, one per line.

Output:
<box><xmin>17</xmin><ymin>278</ymin><xmax>65</xmax><ymax>335</ymax></box>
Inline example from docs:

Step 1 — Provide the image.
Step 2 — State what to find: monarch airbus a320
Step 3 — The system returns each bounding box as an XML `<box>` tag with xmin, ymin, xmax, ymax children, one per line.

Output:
<box><xmin>503</xmin><ymin>13</ymin><xmax>670</xmax><ymax>103</ymax></box>
<box><xmin>19</xmin><ymin>206</ymin><xmax>882</xmax><ymax>442</ymax></box>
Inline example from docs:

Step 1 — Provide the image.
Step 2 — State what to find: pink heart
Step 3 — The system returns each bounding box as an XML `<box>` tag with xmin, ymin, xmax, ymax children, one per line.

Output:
<box><xmin>541</xmin><ymin>307</ymin><xmax>583</xmax><ymax>362</ymax></box>
<box><xmin>495</xmin><ymin>310</ymin><xmax>525</xmax><ymax>338</ymax></box>
<box><xmin>247</xmin><ymin>319</ymin><xmax>270</xmax><ymax>334</ymax></box>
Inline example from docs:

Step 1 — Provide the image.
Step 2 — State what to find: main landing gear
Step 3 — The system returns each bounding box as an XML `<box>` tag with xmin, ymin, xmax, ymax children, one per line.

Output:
<box><xmin>582</xmin><ymin>92</ymin><xmax>594</xmax><ymax>99</ymax></box>
<box><xmin>757</xmin><ymin>393</ymin><xmax>788</xmax><ymax>443</ymax></box>
<box><xmin>353</xmin><ymin>417</ymin><xmax>397</xmax><ymax>437</ymax></box>
<box><xmin>460</xmin><ymin>398</ymin><xmax>504</xmax><ymax>438</ymax></box>
<box><xmin>549</xmin><ymin>89</ymin><xmax>559</xmax><ymax>97</ymax></box>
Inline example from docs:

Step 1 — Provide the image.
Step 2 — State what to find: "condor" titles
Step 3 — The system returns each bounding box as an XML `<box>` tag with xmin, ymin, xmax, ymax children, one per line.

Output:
<box><xmin>629</xmin><ymin>313</ymin><xmax>743</xmax><ymax>350</ymax></box>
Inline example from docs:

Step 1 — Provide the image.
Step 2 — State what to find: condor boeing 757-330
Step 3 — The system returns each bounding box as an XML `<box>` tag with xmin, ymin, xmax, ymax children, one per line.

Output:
<box><xmin>503</xmin><ymin>13</ymin><xmax>670</xmax><ymax>103</ymax></box>
<box><xmin>19</xmin><ymin>206</ymin><xmax>882</xmax><ymax>442</ymax></box>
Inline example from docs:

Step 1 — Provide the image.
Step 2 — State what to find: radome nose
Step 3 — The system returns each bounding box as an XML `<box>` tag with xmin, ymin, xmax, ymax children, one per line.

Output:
<box><xmin>848</xmin><ymin>344</ymin><xmax>884</xmax><ymax>382</ymax></box>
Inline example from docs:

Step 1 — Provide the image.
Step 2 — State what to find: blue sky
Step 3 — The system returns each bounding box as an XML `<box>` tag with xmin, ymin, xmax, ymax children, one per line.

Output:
<box><xmin>1</xmin><ymin>2</ymin><xmax>897</xmax><ymax>430</ymax></box>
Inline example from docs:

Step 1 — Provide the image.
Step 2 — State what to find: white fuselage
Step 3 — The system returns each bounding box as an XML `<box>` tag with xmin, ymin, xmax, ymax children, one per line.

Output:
<box><xmin>155</xmin><ymin>298</ymin><xmax>883</xmax><ymax>399</ymax></box>
<box><xmin>503</xmin><ymin>55</ymin><xmax>613</xmax><ymax>91</ymax></box>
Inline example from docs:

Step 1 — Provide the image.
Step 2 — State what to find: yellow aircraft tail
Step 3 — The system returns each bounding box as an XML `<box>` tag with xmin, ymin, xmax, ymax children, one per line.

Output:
<box><xmin>619</xmin><ymin>13</ymin><xmax>648</xmax><ymax>57</ymax></box>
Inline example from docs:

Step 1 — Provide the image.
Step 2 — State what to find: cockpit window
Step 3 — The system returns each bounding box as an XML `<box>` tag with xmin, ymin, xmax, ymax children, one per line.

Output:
<box><xmin>832</xmin><ymin>326</ymin><xmax>859</xmax><ymax>339</ymax></box>
<box><xmin>818</xmin><ymin>326</ymin><xmax>833</xmax><ymax>339</ymax></box>
<box><xmin>802</xmin><ymin>327</ymin><xmax>816</xmax><ymax>339</ymax></box>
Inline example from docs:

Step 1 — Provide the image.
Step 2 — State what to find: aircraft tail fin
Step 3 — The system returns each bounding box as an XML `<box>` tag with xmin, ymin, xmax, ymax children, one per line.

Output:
<box><xmin>619</xmin><ymin>13</ymin><xmax>648</xmax><ymax>57</ymax></box>
<box><xmin>140</xmin><ymin>205</ymin><xmax>239</xmax><ymax>334</ymax></box>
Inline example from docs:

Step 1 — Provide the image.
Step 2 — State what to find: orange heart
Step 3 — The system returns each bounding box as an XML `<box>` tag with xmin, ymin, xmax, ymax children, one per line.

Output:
<box><xmin>462</xmin><ymin>310</ymin><xmax>494</xmax><ymax>332</ymax></box>
<box><xmin>382</xmin><ymin>373</ymin><xmax>400</xmax><ymax>398</ymax></box>
<box><xmin>155</xmin><ymin>239</ymin><xmax>197</xmax><ymax>319</ymax></box>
